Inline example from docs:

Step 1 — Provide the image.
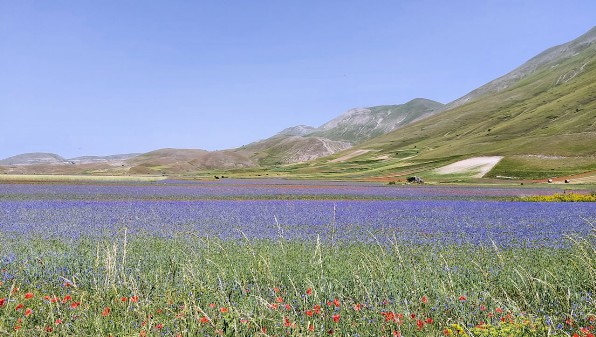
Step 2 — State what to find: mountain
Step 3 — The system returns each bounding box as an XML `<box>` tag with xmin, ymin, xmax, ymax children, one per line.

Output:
<box><xmin>236</xmin><ymin>98</ymin><xmax>444</xmax><ymax>165</ymax></box>
<box><xmin>292</xmin><ymin>26</ymin><xmax>596</xmax><ymax>181</ymax></box>
<box><xmin>1</xmin><ymin>97</ymin><xmax>442</xmax><ymax>171</ymax></box>
<box><xmin>446</xmin><ymin>26</ymin><xmax>596</xmax><ymax>110</ymax></box>
<box><xmin>309</xmin><ymin>98</ymin><xmax>445</xmax><ymax>143</ymax></box>
<box><xmin>276</xmin><ymin>125</ymin><xmax>317</xmax><ymax>137</ymax></box>
<box><xmin>3</xmin><ymin>27</ymin><xmax>594</xmax><ymax>181</ymax></box>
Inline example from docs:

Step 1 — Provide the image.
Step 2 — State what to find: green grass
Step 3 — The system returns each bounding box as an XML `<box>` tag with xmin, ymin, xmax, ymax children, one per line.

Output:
<box><xmin>485</xmin><ymin>155</ymin><xmax>596</xmax><ymax>180</ymax></box>
<box><xmin>1</xmin><ymin>232</ymin><xmax>595</xmax><ymax>336</ymax></box>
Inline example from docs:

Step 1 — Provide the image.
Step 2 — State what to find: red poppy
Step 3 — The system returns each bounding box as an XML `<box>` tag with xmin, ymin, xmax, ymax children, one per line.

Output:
<box><xmin>15</xmin><ymin>303</ymin><xmax>24</xmax><ymax>311</ymax></box>
<box><xmin>313</xmin><ymin>305</ymin><xmax>321</xmax><ymax>315</ymax></box>
<box><xmin>70</xmin><ymin>302</ymin><xmax>80</xmax><ymax>309</ymax></box>
<box><xmin>130</xmin><ymin>296</ymin><xmax>139</xmax><ymax>303</ymax></box>
<box><xmin>62</xmin><ymin>295</ymin><xmax>72</xmax><ymax>303</ymax></box>
<box><xmin>425</xmin><ymin>317</ymin><xmax>434</xmax><ymax>324</ymax></box>
<box><xmin>55</xmin><ymin>319</ymin><xmax>63</xmax><ymax>325</ymax></box>
<box><xmin>102</xmin><ymin>307</ymin><xmax>110</xmax><ymax>317</ymax></box>
<box><xmin>421</xmin><ymin>296</ymin><xmax>428</xmax><ymax>303</ymax></box>
<box><xmin>306</xmin><ymin>288</ymin><xmax>312</xmax><ymax>295</ymax></box>
<box><xmin>0</xmin><ymin>298</ymin><xmax>6</xmax><ymax>307</ymax></box>
<box><xmin>25</xmin><ymin>308</ymin><xmax>33</xmax><ymax>317</ymax></box>
<box><xmin>458</xmin><ymin>295</ymin><xmax>467</xmax><ymax>301</ymax></box>
<box><xmin>333</xmin><ymin>298</ymin><xmax>340</xmax><ymax>307</ymax></box>
<box><xmin>306</xmin><ymin>310</ymin><xmax>314</xmax><ymax>317</ymax></box>
<box><xmin>200</xmin><ymin>316</ymin><xmax>210</xmax><ymax>324</ymax></box>
<box><xmin>332</xmin><ymin>314</ymin><xmax>340</xmax><ymax>323</ymax></box>
<box><xmin>275</xmin><ymin>296</ymin><xmax>284</xmax><ymax>303</ymax></box>
<box><xmin>45</xmin><ymin>326</ymin><xmax>53</xmax><ymax>332</ymax></box>
<box><xmin>121</xmin><ymin>297</ymin><xmax>128</xmax><ymax>302</ymax></box>
<box><xmin>220</xmin><ymin>307</ymin><xmax>228</xmax><ymax>313</ymax></box>
<box><xmin>382</xmin><ymin>311</ymin><xmax>401</xmax><ymax>323</ymax></box>
<box><xmin>155</xmin><ymin>323</ymin><xmax>163</xmax><ymax>329</ymax></box>
<box><xmin>24</xmin><ymin>292</ymin><xmax>34</xmax><ymax>299</ymax></box>
<box><xmin>416</xmin><ymin>319</ymin><xmax>424</xmax><ymax>330</ymax></box>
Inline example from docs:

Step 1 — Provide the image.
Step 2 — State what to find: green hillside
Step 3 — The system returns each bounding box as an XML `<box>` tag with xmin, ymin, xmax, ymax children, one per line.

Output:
<box><xmin>279</xmin><ymin>27</ymin><xmax>596</xmax><ymax>181</ymax></box>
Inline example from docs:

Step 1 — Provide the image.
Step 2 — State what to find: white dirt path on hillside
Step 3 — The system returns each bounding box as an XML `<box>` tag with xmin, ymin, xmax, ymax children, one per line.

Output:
<box><xmin>435</xmin><ymin>156</ymin><xmax>504</xmax><ymax>178</ymax></box>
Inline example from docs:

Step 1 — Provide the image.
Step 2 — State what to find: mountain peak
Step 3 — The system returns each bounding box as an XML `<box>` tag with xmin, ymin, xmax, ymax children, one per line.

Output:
<box><xmin>311</xmin><ymin>98</ymin><xmax>445</xmax><ymax>144</ymax></box>
<box><xmin>276</xmin><ymin>125</ymin><xmax>316</xmax><ymax>137</ymax></box>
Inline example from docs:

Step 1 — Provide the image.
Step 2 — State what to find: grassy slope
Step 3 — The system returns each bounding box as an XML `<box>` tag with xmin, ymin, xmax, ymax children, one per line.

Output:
<box><xmin>276</xmin><ymin>41</ymin><xmax>596</xmax><ymax>181</ymax></box>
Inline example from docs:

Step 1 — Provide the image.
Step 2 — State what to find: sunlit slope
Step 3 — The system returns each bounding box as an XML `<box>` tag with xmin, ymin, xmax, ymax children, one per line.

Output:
<box><xmin>286</xmin><ymin>28</ymin><xmax>596</xmax><ymax>180</ymax></box>
<box><xmin>367</xmin><ymin>45</ymin><xmax>595</xmax><ymax>157</ymax></box>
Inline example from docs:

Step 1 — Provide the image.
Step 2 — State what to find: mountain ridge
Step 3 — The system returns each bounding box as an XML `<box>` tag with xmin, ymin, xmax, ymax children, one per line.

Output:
<box><xmin>2</xmin><ymin>26</ymin><xmax>595</xmax><ymax>181</ymax></box>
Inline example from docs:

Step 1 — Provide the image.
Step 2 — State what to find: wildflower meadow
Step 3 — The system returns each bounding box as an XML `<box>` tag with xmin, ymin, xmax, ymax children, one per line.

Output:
<box><xmin>0</xmin><ymin>180</ymin><xmax>595</xmax><ymax>336</ymax></box>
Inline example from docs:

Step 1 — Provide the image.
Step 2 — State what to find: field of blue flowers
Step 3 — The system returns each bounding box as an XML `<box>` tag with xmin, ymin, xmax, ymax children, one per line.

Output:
<box><xmin>1</xmin><ymin>179</ymin><xmax>595</xmax><ymax>336</ymax></box>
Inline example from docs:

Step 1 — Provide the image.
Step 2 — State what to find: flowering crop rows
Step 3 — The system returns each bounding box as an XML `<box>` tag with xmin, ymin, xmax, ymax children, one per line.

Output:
<box><xmin>0</xmin><ymin>198</ymin><xmax>593</xmax><ymax>248</ymax></box>
<box><xmin>0</xmin><ymin>179</ymin><xmax>565</xmax><ymax>200</ymax></box>
<box><xmin>0</xmin><ymin>180</ymin><xmax>595</xmax><ymax>336</ymax></box>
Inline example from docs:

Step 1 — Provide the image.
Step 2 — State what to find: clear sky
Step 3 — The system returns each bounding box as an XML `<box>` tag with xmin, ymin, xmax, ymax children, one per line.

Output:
<box><xmin>1</xmin><ymin>1</ymin><xmax>594</xmax><ymax>159</ymax></box>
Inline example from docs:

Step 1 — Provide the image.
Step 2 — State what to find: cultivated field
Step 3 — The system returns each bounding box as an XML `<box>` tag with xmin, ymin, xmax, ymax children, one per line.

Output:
<box><xmin>0</xmin><ymin>179</ymin><xmax>595</xmax><ymax>336</ymax></box>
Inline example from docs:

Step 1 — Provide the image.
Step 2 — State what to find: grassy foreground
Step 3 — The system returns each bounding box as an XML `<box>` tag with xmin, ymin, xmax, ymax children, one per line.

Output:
<box><xmin>1</xmin><ymin>231</ymin><xmax>595</xmax><ymax>336</ymax></box>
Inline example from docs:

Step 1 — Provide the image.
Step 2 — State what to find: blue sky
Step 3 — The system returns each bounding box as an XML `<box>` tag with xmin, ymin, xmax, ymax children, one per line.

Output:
<box><xmin>1</xmin><ymin>1</ymin><xmax>594</xmax><ymax>159</ymax></box>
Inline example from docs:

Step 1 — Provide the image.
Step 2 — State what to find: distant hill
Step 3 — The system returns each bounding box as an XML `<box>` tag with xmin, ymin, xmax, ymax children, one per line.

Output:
<box><xmin>69</xmin><ymin>153</ymin><xmax>140</xmax><ymax>164</ymax></box>
<box><xmin>237</xmin><ymin>135</ymin><xmax>352</xmax><ymax>166</ymax></box>
<box><xmin>127</xmin><ymin>148</ymin><xmax>257</xmax><ymax>174</ymax></box>
<box><xmin>0</xmin><ymin>153</ymin><xmax>67</xmax><ymax>165</ymax></box>
<box><xmin>293</xmin><ymin>26</ymin><xmax>596</xmax><ymax>180</ymax></box>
